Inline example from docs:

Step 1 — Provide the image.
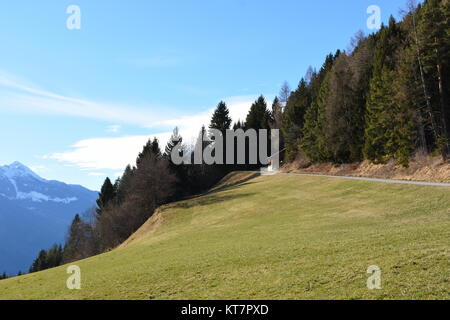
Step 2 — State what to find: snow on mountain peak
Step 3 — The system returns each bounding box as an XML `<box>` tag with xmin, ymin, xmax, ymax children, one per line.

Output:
<box><xmin>0</xmin><ymin>162</ymin><xmax>84</xmax><ymax>203</ymax></box>
<box><xmin>0</xmin><ymin>161</ymin><xmax>45</xmax><ymax>182</ymax></box>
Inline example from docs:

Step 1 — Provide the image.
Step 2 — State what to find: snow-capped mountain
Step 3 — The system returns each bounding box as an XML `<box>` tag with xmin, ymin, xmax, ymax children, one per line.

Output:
<box><xmin>0</xmin><ymin>162</ymin><xmax>98</xmax><ymax>275</ymax></box>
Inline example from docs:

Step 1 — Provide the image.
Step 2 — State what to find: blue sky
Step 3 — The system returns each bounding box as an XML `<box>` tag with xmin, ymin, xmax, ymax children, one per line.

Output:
<box><xmin>0</xmin><ymin>0</ymin><xmax>409</xmax><ymax>190</ymax></box>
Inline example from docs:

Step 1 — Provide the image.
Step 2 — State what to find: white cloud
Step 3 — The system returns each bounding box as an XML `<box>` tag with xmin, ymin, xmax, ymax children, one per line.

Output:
<box><xmin>46</xmin><ymin>94</ymin><xmax>274</xmax><ymax>171</ymax></box>
<box><xmin>87</xmin><ymin>172</ymin><xmax>106</xmax><ymax>177</ymax></box>
<box><xmin>0</xmin><ymin>71</ymin><xmax>274</xmax><ymax>134</ymax></box>
<box><xmin>29</xmin><ymin>165</ymin><xmax>47</xmax><ymax>173</ymax></box>
<box><xmin>47</xmin><ymin>135</ymin><xmax>161</xmax><ymax>170</ymax></box>
<box><xmin>2</xmin><ymin>70</ymin><xmax>275</xmax><ymax>172</ymax></box>
<box><xmin>0</xmin><ymin>71</ymin><xmax>170</xmax><ymax>127</ymax></box>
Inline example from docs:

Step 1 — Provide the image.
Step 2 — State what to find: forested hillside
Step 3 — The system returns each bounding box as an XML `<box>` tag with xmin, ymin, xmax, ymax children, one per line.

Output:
<box><xmin>282</xmin><ymin>0</ymin><xmax>449</xmax><ymax>165</ymax></box>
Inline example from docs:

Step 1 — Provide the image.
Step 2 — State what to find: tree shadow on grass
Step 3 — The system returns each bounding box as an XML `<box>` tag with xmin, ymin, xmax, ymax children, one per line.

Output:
<box><xmin>170</xmin><ymin>192</ymin><xmax>258</xmax><ymax>210</ymax></box>
<box><xmin>209</xmin><ymin>172</ymin><xmax>261</xmax><ymax>194</ymax></box>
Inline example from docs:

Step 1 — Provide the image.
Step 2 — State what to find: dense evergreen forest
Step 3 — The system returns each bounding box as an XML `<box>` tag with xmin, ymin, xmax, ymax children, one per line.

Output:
<box><xmin>18</xmin><ymin>0</ymin><xmax>449</xmax><ymax>275</ymax></box>
<box><xmin>283</xmin><ymin>0</ymin><xmax>449</xmax><ymax>165</ymax></box>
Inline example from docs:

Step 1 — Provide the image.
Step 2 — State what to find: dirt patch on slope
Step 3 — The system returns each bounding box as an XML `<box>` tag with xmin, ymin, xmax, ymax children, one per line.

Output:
<box><xmin>282</xmin><ymin>154</ymin><xmax>450</xmax><ymax>183</ymax></box>
<box><xmin>119</xmin><ymin>208</ymin><xmax>165</xmax><ymax>248</ymax></box>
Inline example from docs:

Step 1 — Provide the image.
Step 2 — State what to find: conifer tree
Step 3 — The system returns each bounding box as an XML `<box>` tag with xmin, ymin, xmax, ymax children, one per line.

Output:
<box><xmin>325</xmin><ymin>53</ymin><xmax>363</xmax><ymax>162</ymax></box>
<box><xmin>96</xmin><ymin>177</ymin><xmax>116</xmax><ymax>218</ymax></box>
<box><xmin>233</xmin><ymin>120</ymin><xmax>245</xmax><ymax>130</ymax></box>
<box><xmin>210</xmin><ymin>101</ymin><xmax>232</xmax><ymax>133</ymax></box>
<box><xmin>417</xmin><ymin>0</ymin><xmax>450</xmax><ymax>158</ymax></box>
<box><xmin>209</xmin><ymin>101</ymin><xmax>232</xmax><ymax>169</ymax></box>
<box><xmin>165</xmin><ymin>127</ymin><xmax>183</xmax><ymax>158</ymax></box>
<box><xmin>301</xmin><ymin>53</ymin><xmax>336</xmax><ymax>162</ymax></box>
<box><xmin>282</xmin><ymin>79</ymin><xmax>311</xmax><ymax>160</ymax></box>
<box><xmin>137</xmin><ymin>138</ymin><xmax>162</xmax><ymax>169</ymax></box>
<box><xmin>244</xmin><ymin>96</ymin><xmax>271</xmax><ymax>167</ymax></box>
<box><xmin>115</xmin><ymin>165</ymin><xmax>134</xmax><ymax>205</ymax></box>
<box><xmin>364</xmin><ymin>17</ymin><xmax>415</xmax><ymax>165</ymax></box>
<box><xmin>245</xmin><ymin>96</ymin><xmax>271</xmax><ymax>130</ymax></box>
<box><xmin>164</xmin><ymin>127</ymin><xmax>186</xmax><ymax>199</ymax></box>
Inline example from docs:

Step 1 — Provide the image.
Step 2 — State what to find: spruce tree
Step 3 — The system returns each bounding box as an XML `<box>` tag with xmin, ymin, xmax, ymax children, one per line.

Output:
<box><xmin>301</xmin><ymin>53</ymin><xmax>336</xmax><ymax>162</ymax></box>
<box><xmin>210</xmin><ymin>101</ymin><xmax>232</xmax><ymax>133</ymax></box>
<box><xmin>417</xmin><ymin>0</ymin><xmax>450</xmax><ymax>158</ymax></box>
<box><xmin>164</xmin><ymin>127</ymin><xmax>186</xmax><ymax>199</ymax></box>
<box><xmin>137</xmin><ymin>137</ymin><xmax>162</xmax><ymax>168</ymax></box>
<box><xmin>245</xmin><ymin>96</ymin><xmax>271</xmax><ymax>130</ymax></box>
<box><xmin>209</xmin><ymin>102</ymin><xmax>232</xmax><ymax>168</ymax></box>
<box><xmin>364</xmin><ymin>17</ymin><xmax>414</xmax><ymax>165</ymax></box>
<box><xmin>282</xmin><ymin>79</ymin><xmax>311</xmax><ymax>160</ymax></box>
<box><xmin>233</xmin><ymin>120</ymin><xmax>244</xmax><ymax>130</ymax></box>
<box><xmin>96</xmin><ymin>177</ymin><xmax>115</xmax><ymax>218</ymax></box>
<box><xmin>164</xmin><ymin>127</ymin><xmax>183</xmax><ymax>158</ymax></box>
<box><xmin>115</xmin><ymin>165</ymin><xmax>134</xmax><ymax>205</ymax></box>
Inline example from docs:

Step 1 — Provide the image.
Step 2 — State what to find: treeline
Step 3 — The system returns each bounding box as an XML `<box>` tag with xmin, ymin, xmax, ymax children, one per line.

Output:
<box><xmin>0</xmin><ymin>271</ymin><xmax>23</xmax><ymax>279</ymax></box>
<box><xmin>282</xmin><ymin>0</ymin><xmax>449</xmax><ymax>166</ymax></box>
<box><xmin>29</xmin><ymin>245</ymin><xmax>63</xmax><ymax>273</ymax></box>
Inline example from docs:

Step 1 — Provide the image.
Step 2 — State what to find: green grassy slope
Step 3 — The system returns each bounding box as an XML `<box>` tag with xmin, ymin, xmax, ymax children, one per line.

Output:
<box><xmin>0</xmin><ymin>174</ymin><xmax>449</xmax><ymax>300</ymax></box>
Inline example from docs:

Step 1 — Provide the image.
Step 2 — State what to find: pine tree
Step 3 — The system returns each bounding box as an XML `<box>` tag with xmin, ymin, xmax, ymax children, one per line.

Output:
<box><xmin>96</xmin><ymin>177</ymin><xmax>115</xmax><ymax>218</ymax></box>
<box><xmin>164</xmin><ymin>127</ymin><xmax>186</xmax><ymax>199</ymax></box>
<box><xmin>244</xmin><ymin>96</ymin><xmax>271</xmax><ymax>167</ymax></box>
<box><xmin>164</xmin><ymin>127</ymin><xmax>183</xmax><ymax>158</ymax></box>
<box><xmin>271</xmin><ymin>97</ymin><xmax>283</xmax><ymax>129</ymax></box>
<box><xmin>245</xmin><ymin>96</ymin><xmax>271</xmax><ymax>130</ymax></box>
<box><xmin>210</xmin><ymin>101</ymin><xmax>232</xmax><ymax>133</ymax></box>
<box><xmin>363</xmin><ymin>17</ymin><xmax>415</xmax><ymax>165</ymax></box>
<box><xmin>417</xmin><ymin>0</ymin><xmax>450</xmax><ymax>158</ymax></box>
<box><xmin>63</xmin><ymin>214</ymin><xmax>97</xmax><ymax>263</ymax></box>
<box><xmin>209</xmin><ymin>102</ymin><xmax>232</xmax><ymax>168</ymax></box>
<box><xmin>325</xmin><ymin>53</ymin><xmax>363</xmax><ymax>162</ymax></box>
<box><xmin>233</xmin><ymin>120</ymin><xmax>244</xmax><ymax>130</ymax></box>
<box><xmin>29</xmin><ymin>244</ymin><xmax>64</xmax><ymax>273</ymax></box>
<box><xmin>115</xmin><ymin>165</ymin><xmax>134</xmax><ymax>205</ymax></box>
<box><xmin>150</xmin><ymin>138</ymin><xmax>162</xmax><ymax>159</ymax></box>
<box><xmin>301</xmin><ymin>53</ymin><xmax>336</xmax><ymax>162</ymax></box>
<box><xmin>137</xmin><ymin>138</ymin><xmax>162</xmax><ymax>168</ymax></box>
<box><xmin>282</xmin><ymin>79</ymin><xmax>311</xmax><ymax>160</ymax></box>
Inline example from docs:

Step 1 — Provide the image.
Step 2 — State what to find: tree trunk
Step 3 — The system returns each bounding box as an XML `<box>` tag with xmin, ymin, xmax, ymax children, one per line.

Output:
<box><xmin>410</xmin><ymin>7</ymin><xmax>440</xmax><ymax>143</ymax></box>
<box><xmin>416</xmin><ymin>111</ymin><xmax>428</xmax><ymax>154</ymax></box>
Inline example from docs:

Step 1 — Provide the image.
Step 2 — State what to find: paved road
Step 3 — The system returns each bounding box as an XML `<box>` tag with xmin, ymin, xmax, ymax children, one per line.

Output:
<box><xmin>264</xmin><ymin>171</ymin><xmax>450</xmax><ymax>187</ymax></box>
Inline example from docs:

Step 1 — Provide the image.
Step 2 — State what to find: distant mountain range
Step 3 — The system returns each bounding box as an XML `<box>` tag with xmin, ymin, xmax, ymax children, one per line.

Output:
<box><xmin>0</xmin><ymin>162</ymin><xmax>98</xmax><ymax>275</ymax></box>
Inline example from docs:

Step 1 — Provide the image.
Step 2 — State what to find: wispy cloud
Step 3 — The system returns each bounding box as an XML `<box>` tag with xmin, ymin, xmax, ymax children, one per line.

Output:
<box><xmin>46</xmin><ymin>94</ymin><xmax>274</xmax><ymax>171</ymax></box>
<box><xmin>2</xmin><ymin>70</ymin><xmax>275</xmax><ymax>173</ymax></box>
<box><xmin>0</xmin><ymin>71</ymin><xmax>169</xmax><ymax>127</ymax></box>
<box><xmin>29</xmin><ymin>165</ymin><xmax>48</xmax><ymax>173</ymax></box>
<box><xmin>87</xmin><ymin>172</ymin><xmax>107</xmax><ymax>177</ymax></box>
